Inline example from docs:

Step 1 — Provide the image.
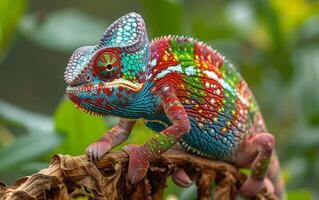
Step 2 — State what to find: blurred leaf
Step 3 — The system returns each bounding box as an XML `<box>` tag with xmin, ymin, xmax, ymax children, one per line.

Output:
<box><xmin>0</xmin><ymin>0</ymin><xmax>27</xmax><ymax>60</ymax></box>
<box><xmin>191</xmin><ymin>17</ymin><xmax>236</xmax><ymax>41</ymax></box>
<box><xmin>54</xmin><ymin>98</ymin><xmax>107</xmax><ymax>155</ymax></box>
<box><xmin>165</xmin><ymin>194</ymin><xmax>178</xmax><ymax>200</ymax></box>
<box><xmin>0</xmin><ymin>131</ymin><xmax>61</xmax><ymax>172</ymax></box>
<box><xmin>283</xmin><ymin>157</ymin><xmax>308</xmax><ymax>188</ymax></box>
<box><xmin>226</xmin><ymin>1</ymin><xmax>272</xmax><ymax>51</ymax></box>
<box><xmin>287</xmin><ymin>125</ymin><xmax>319</xmax><ymax>150</ymax></box>
<box><xmin>293</xmin><ymin>46</ymin><xmax>319</xmax><ymax>125</ymax></box>
<box><xmin>162</xmin><ymin>178</ymin><xmax>184</xmax><ymax>199</ymax></box>
<box><xmin>270</xmin><ymin>0</ymin><xmax>319</xmax><ymax>39</ymax></box>
<box><xmin>0</xmin><ymin>169</ymin><xmax>29</xmax><ymax>185</ymax></box>
<box><xmin>297</xmin><ymin>16</ymin><xmax>319</xmax><ymax>45</ymax></box>
<box><xmin>163</xmin><ymin>177</ymin><xmax>197</xmax><ymax>200</ymax></box>
<box><xmin>74</xmin><ymin>197</ymin><xmax>90</xmax><ymax>200</ymax></box>
<box><xmin>178</xmin><ymin>184</ymin><xmax>197</xmax><ymax>200</ymax></box>
<box><xmin>18</xmin><ymin>9</ymin><xmax>107</xmax><ymax>52</ymax></box>
<box><xmin>253</xmin><ymin>0</ymin><xmax>282</xmax><ymax>50</ymax></box>
<box><xmin>0</xmin><ymin>99</ymin><xmax>53</xmax><ymax>133</ymax></box>
<box><xmin>0</xmin><ymin>123</ymin><xmax>14</xmax><ymax>146</ymax></box>
<box><xmin>226</xmin><ymin>1</ymin><xmax>256</xmax><ymax>36</ymax></box>
<box><xmin>240</xmin><ymin>168</ymin><xmax>251</xmax><ymax>176</ymax></box>
<box><xmin>139</xmin><ymin>0</ymin><xmax>182</xmax><ymax>37</ymax></box>
<box><xmin>0</xmin><ymin>100</ymin><xmax>61</xmax><ymax>172</ymax></box>
<box><xmin>287</xmin><ymin>189</ymin><xmax>313</xmax><ymax>200</ymax></box>
<box><xmin>17</xmin><ymin>161</ymin><xmax>50</xmax><ymax>173</ymax></box>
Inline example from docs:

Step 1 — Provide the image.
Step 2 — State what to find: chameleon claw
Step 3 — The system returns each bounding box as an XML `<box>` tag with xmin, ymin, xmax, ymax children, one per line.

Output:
<box><xmin>86</xmin><ymin>141</ymin><xmax>111</xmax><ymax>162</ymax></box>
<box><xmin>123</xmin><ymin>144</ymin><xmax>150</xmax><ymax>184</ymax></box>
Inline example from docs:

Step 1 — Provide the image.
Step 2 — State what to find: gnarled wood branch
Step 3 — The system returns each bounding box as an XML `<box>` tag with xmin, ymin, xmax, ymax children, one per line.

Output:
<box><xmin>0</xmin><ymin>149</ymin><xmax>278</xmax><ymax>200</ymax></box>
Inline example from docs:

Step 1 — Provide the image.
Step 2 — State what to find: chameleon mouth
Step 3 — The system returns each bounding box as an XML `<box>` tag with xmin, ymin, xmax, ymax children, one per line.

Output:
<box><xmin>74</xmin><ymin>104</ymin><xmax>106</xmax><ymax>117</ymax></box>
<box><xmin>65</xmin><ymin>78</ymin><xmax>143</xmax><ymax>95</ymax></box>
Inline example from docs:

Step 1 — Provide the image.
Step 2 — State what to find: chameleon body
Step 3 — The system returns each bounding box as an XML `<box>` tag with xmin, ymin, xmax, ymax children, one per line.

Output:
<box><xmin>64</xmin><ymin>13</ymin><xmax>285</xmax><ymax>198</ymax></box>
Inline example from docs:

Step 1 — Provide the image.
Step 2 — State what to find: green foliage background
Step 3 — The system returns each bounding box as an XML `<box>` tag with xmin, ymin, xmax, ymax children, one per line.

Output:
<box><xmin>1</xmin><ymin>0</ymin><xmax>319</xmax><ymax>199</ymax></box>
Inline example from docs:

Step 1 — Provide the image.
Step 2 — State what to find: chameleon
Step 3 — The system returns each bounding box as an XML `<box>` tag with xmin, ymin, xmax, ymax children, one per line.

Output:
<box><xmin>64</xmin><ymin>12</ymin><xmax>285</xmax><ymax>199</ymax></box>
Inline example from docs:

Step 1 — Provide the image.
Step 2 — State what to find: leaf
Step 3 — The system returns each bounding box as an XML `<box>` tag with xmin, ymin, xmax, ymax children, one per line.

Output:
<box><xmin>0</xmin><ymin>99</ymin><xmax>53</xmax><ymax>133</ymax></box>
<box><xmin>163</xmin><ymin>178</ymin><xmax>184</xmax><ymax>199</ymax></box>
<box><xmin>54</xmin><ymin>97</ymin><xmax>107</xmax><ymax>155</ymax></box>
<box><xmin>287</xmin><ymin>189</ymin><xmax>313</xmax><ymax>200</ymax></box>
<box><xmin>18</xmin><ymin>9</ymin><xmax>107</xmax><ymax>53</ymax></box>
<box><xmin>293</xmin><ymin>46</ymin><xmax>319</xmax><ymax>125</ymax></box>
<box><xmin>0</xmin><ymin>0</ymin><xmax>27</xmax><ymax>60</ymax></box>
<box><xmin>0</xmin><ymin>100</ymin><xmax>61</xmax><ymax>172</ymax></box>
<box><xmin>226</xmin><ymin>1</ymin><xmax>256</xmax><ymax>35</ymax></box>
<box><xmin>297</xmin><ymin>16</ymin><xmax>319</xmax><ymax>45</ymax></box>
<box><xmin>0</xmin><ymin>123</ymin><xmax>15</xmax><ymax>146</ymax></box>
<box><xmin>0</xmin><ymin>131</ymin><xmax>61</xmax><ymax>172</ymax></box>
<box><xmin>286</xmin><ymin>124</ymin><xmax>319</xmax><ymax>150</ymax></box>
<box><xmin>270</xmin><ymin>0</ymin><xmax>319</xmax><ymax>39</ymax></box>
<box><xmin>18</xmin><ymin>161</ymin><xmax>51</xmax><ymax>173</ymax></box>
<box><xmin>178</xmin><ymin>184</ymin><xmax>197</xmax><ymax>200</ymax></box>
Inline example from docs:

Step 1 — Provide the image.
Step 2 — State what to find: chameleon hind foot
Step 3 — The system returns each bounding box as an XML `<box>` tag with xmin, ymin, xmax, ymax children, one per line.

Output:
<box><xmin>235</xmin><ymin>133</ymin><xmax>275</xmax><ymax>197</ymax></box>
<box><xmin>240</xmin><ymin>177</ymin><xmax>274</xmax><ymax>197</ymax></box>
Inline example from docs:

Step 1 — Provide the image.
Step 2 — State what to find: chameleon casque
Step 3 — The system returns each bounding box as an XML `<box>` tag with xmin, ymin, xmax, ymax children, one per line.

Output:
<box><xmin>64</xmin><ymin>12</ymin><xmax>285</xmax><ymax>198</ymax></box>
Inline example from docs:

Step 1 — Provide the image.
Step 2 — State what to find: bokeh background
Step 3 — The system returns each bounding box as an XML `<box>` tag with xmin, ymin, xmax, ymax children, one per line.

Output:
<box><xmin>1</xmin><ymin>0</ymin><xmax>319</xmax><ymax>199</ymax></box>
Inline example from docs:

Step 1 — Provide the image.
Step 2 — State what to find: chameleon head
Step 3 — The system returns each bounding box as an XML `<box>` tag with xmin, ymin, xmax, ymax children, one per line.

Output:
<box><xmin>64</xmin><ymin>12</ymin><xmax>150</xmax><ymax>116</ymax></box>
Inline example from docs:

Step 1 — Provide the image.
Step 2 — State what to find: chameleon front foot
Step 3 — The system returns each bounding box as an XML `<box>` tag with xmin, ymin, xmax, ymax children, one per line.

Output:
<box><xmin>86</xmin><ymin>141</ymin><xmax>112</xmax><ymax>162</ymax></box>
<box><xmin>123</xmin><ymin>144</ymin><xmax>150</xmax><ymax>184</ymax></box>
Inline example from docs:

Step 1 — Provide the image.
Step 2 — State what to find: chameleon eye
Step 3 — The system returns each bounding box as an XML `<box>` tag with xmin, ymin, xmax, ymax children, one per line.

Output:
<box><xmin>86</xmin><ymin>74</ymin><xmax>92</xmax><ymax>82</ymax></box>
<box><xmin>93</xmin><ymin>49</ymin><xmax>120</xmax><ymax>79</ymax></box>
<box><xmin>106</xmin><ymin>64</ymin><xmax>113</xmax><ymax>71</ymax></box>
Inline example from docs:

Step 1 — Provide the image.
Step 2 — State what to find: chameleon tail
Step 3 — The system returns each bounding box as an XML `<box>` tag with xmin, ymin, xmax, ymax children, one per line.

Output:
<box><xmin>267</xmin><ymin>151</ymin><xmax>286</xmax><ymax>200</ymax></box>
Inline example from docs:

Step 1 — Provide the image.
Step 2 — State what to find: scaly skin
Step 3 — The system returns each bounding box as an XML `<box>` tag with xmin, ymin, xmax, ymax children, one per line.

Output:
<box><xmin>64</xmin><ymin>12</ymin><xmax>285</xmax><ymax>199</ymax></box>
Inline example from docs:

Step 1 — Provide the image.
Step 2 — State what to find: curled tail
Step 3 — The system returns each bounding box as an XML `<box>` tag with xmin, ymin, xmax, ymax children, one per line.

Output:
<box><xmin>267</xmin><ymin>151</ymin><xmax>286</xmax><ymax>199</ymax></box>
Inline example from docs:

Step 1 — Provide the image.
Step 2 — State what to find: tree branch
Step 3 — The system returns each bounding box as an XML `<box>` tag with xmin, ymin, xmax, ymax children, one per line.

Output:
<box><xmin>0</xmin><ymin>149</ymin><xmax>278</xmax><ymax>200</ymax></box>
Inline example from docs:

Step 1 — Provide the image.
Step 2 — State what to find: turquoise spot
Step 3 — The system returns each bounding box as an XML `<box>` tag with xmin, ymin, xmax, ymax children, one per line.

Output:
<box><xmin>124</xmin><ymin>25</ymin><xmax>131</xmax><ymax>30</ymax></box>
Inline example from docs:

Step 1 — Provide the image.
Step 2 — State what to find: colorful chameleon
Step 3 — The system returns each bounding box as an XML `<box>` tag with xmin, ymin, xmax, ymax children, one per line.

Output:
<box><xmin>64</xmin><ymin>12</ymin><xmax>285</xmax><ymax>199</ymax></box>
